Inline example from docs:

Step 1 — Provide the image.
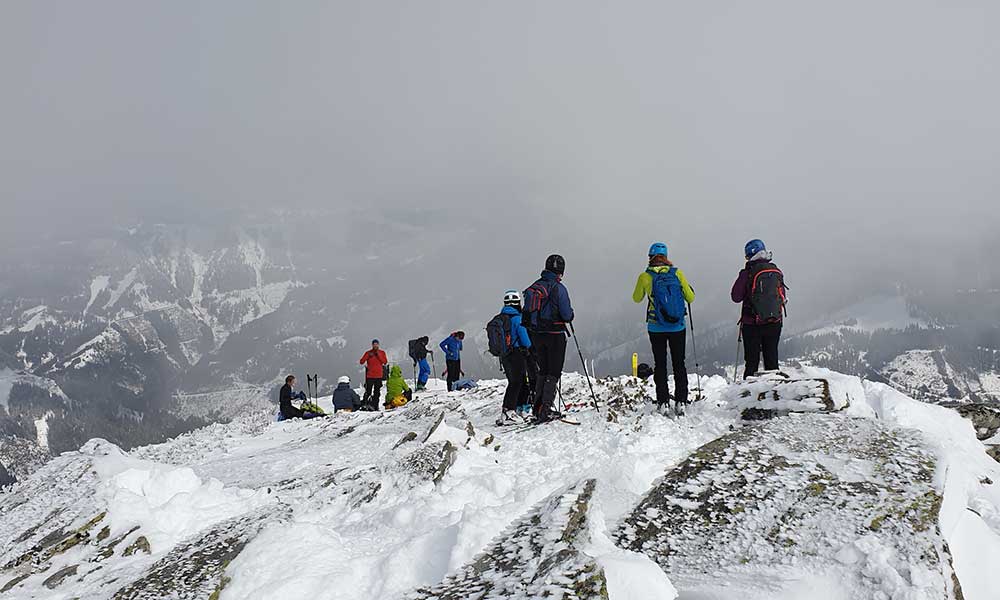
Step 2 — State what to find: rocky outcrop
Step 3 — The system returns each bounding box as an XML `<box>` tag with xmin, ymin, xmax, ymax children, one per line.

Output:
<box><xmin>406</xmin><ymin>479</ymin><xmax>607</xmax><ymax>600</ymax></box>
<box><xmin>954</xmin><ymin>403</ymin><xmax>1000</xmax><ymax>441</ymax></box>
<box><xmin>111</xmin><ymin>506</ymin><xmax>287</xmax><ymax>600</ymax></box>
<box><xmin>720</xmin><ymin>372</ymin><xmax>850</xmax><ymax>420</ymax></box>
<box><xmin>614</xmin><ymin>413</ymin><xmax>963</xmax><ymax>599</ymax></box>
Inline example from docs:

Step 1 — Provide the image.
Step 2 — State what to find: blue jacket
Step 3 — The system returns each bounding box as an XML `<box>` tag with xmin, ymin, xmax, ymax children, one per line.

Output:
<box><xmin>530</xmin><ymin>270</ymin><xmax>574</xmax><ymax>333</ymax></box>
<box><xmin>440</xmin><ymin>335</ymin><xmax>463</xmax><ymax>361</ymax></box>
<box><xmin>501</xmin><ymin>306</ymin><xmax>532</xmax><ymax>349</ymax></box>
<box><xmin>332</xmin><ymin>382</ymin><xmax>361</xmax><ymax>411</ymax></box>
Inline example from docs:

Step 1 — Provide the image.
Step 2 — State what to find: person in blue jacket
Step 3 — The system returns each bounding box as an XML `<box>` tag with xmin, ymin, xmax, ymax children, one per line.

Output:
<box><xmin>523</xmin><ymin>254</ymin><xmax>574</xmax><ymax>422</ymax></box>
<box><xmin>440</xmin><ymin>331</ymin><xmax>465</xmax><ymax>391</ymax></box>
<box><xmin>497</xmin><ymin>290</ymin><xmax>532</xmax><ymax>425</ymax></box>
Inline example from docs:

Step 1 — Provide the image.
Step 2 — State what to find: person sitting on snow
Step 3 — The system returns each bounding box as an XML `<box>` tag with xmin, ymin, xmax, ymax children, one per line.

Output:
<box><xmin>278</xmin><ymin>375</ymin><xmax>322</xmax><ymax>420</ymax></box>
<box><xmin>384</xmin><ymin>365</ymin><xmax>412</xmax><ymax>409</ymax></box>
<box><xmin>332</xmin><ymin>375</ymin><xmax>361</xmax><ymax>412</ymax></box>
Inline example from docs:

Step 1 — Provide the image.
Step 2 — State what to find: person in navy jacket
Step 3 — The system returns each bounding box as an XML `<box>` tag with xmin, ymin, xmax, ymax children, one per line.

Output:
<box><xmin>440</xmin><ymin>331</ymin><xmax>465</xmax><ymax>391</ymax></box>
<box><xmin>523</xmin><ymin>254</ymin><xmax>574</xmax><ymax>422</ymax></box>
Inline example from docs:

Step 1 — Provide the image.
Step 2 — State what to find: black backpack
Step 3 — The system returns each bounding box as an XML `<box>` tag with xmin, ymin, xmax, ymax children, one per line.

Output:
<box><xmin>486</xmin><ymin>313</ymin><xmax>514</xmax><ymax>357</ymax></box>
<box><xmin>407</xmin><ymin>338</ymin><xmax>419</xmax><ymax>362</ymax></box>
<box><xmin>747</xmin><ymin>262</ymin><xmax>787</xmax><ymax>324</ymax></box>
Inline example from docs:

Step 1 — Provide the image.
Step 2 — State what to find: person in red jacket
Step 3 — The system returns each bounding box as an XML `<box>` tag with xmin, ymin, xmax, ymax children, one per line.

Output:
<box><xmin>359</xmin><ymin>339</ymin><xmax>388</xmax><ymax>411</ymax></box>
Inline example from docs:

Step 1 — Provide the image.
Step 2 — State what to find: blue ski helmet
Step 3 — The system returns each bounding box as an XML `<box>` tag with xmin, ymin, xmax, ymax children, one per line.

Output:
<box><xmin>648</xmin><ymin>242</ymin><xmax>668</xmax><ymax>257</ymax></box>
<box><xmin>744</xmin><ymin>239</ymin><xmax>766</xmax><ymax>259</ymax></box>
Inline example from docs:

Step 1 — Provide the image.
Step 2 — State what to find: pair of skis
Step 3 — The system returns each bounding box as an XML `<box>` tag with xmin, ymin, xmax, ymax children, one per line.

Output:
<box><xmin>495</xmin><ymin>415</ymin><xmax>581</xmax><ymax>434</ymax></box>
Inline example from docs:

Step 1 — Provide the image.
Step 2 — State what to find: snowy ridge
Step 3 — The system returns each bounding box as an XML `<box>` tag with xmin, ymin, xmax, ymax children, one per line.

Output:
<box><xmin>793</xmin><ymin>294</ymin><xmax>929</xmax><ymax>337</ymax></box>
<box><xmin>1</xmin><ymin>370</ymin><xmax>998</xmax><ymax>599</ymax></box>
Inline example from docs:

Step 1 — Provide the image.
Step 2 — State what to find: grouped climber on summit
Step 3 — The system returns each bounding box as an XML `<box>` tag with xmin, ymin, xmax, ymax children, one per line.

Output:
<box><xmin>633</xmin><ymin>242</ymin><xmax>696</xmax><ymax>411</ymax></box>
<box><xmin>359</xmin><ymin>339</ymin><xmax>388</xmax><ymax>411</ymax></box>
<box><xmin>732</xmin><ymin>239</ymin><xmax>788</xmax><ymax>378</ymax></box>
<box><xmin>332</xmin><ymin>375</ymin><xmax>361</xmax><ymax>412</ymax></box>
<box><xmin>407</xmin><ymin>336</ymin><xmax>433</xmax><ymax>391</ymax></box>
<box><xmin>488</xmin><ymin>290</ymin><xmax>533</xmax><ymax>425</ymax></box>
<box><xmin>278</xmin><ymin>241</ymin><xmax>786</xmax><ymax>423</ymax></box>
<box><xmin>439</xmin><ymin>331</ymin><xmax>465</xmax><ymax>391</ymax></box>
<box><xmin>523</xmin><ymin>254</ymin><xmax>574</xmax><ymax>423</ymax></box>
<box><xmin>277</xmin><ymin>375</ymin><xmax>323</xmax><ymax>420</ymax></box>
<box><xmin>384</xmin><ymin>364</ymin><xmax>412</xmax><ymax>409</ymax></box>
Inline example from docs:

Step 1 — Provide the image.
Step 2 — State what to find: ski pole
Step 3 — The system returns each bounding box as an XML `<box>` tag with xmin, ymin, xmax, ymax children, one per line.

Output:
<box><xmin>687</xmin><ymin>302</ymin><xmax>702</xmax><ymax>401</ymax></box>
<box><xmin>733</xmin><ymin>322</ymin><xmax>743</xmax><ymax>383</ymax></box>
<box><xmin>557</xmin><ymin>376</ymin><xmax>568</xmax><ymax>412</ymax></box>
<box><xmin>430</xmin><ymin>352</ymin><xmax>437</xmax><ymax>386</ymax></box>
<box><xmin>568</xmin><ymin>322</ymin><xmax>600</xmax><ymax>412</ymax></box>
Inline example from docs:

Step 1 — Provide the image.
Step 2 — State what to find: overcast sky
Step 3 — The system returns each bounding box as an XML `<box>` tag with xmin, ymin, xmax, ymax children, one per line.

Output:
<box><xmin>2</xmin><ymin>1</ymin><xmax>998</xmax><ymax>322</ymax></box>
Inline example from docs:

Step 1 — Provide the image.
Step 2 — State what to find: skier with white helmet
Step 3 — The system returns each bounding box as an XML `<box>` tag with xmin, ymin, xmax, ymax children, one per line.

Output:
<box><xmin>332</xmin><ymin>375</ymin><xmax>361</xmax><ymax>412</ymax></box>
<box><xmin>496</xmin><ymin>289</ymin><xmax>532</xmax><ymax>425</ymax></box>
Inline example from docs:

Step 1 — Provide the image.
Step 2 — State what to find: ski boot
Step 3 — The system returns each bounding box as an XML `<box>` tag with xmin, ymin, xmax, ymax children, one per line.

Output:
<box><xmin>495</xmin><ymin>410</ymin><xmax>519</xmax><ymax>427</ymax></box>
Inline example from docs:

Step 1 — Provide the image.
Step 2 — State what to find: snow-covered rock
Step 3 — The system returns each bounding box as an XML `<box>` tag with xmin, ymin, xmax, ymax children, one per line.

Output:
<box><xmin>0</xmin><ymin>371</ymin><xmax>997</xmax><ymax>599</ymax></box>
<box><xmin>615</xmin><ymin>413</ymin><xmax>960</xmax><ymax>599</ymax></box>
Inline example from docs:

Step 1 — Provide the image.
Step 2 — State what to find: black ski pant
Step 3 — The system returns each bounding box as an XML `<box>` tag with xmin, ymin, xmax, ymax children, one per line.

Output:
<box><xmin>649</xmin><ymin>330</ymin><xmax>687</xmax><ymax>405</ymax></box>
<box><xmin>362</xmin><ymin>378</ymin><xmax>382</xmax><ymax>410</ymax></box>
<box><xmin>742</xmin><ymin>323</ymin><xmax>782</xmax><ymax>378</ymax></box>
<box><xmin>520</xmin><ymin>348</ymin><xmax>538</xmax><ymax>408</ymax></box>
<box><xmin>446</xmin><ymin>359</ymin><xmax>461</xmax><ymax>391</ymax></box>
<box><xmin>500</xmin><ymin>350</ymin><xmax>528</xmax><ymax>411</ymax></box>
<box><xmin>533</xmin><ymin>333</ymin><xmax>567</xmax><ymax>419</ymax></box>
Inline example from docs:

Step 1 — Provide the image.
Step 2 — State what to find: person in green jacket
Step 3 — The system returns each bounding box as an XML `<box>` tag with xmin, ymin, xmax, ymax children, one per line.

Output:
<box><xmin>632</xmin><ymin>242</ymin><xmax>695</xmax><ymax>409</ymax></box>
<box><xmin>384</xmin><ymin>364</ymin><xmax>412</xmax><ymax>409</ymax></box>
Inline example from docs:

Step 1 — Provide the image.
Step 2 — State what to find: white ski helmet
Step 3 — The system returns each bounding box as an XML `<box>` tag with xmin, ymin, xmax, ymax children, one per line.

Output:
<box><xmin>338</xmin><ymin>375</ymin><xmax>350</xmax><ymax>384</ymax></box>
<box><xmin>503</xmin><ymin>289</ymin><xmax>522</xmax><ymax>307</ymax></box>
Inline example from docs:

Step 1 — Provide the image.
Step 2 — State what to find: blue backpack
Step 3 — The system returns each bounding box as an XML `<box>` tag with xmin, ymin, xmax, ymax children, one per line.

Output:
<box><xmin>647</xmin><ymin>268</ymin><xmax>686</xmax><ymax>326</ymax></box>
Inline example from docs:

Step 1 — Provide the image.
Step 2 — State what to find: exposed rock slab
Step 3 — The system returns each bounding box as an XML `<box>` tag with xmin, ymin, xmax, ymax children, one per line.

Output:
<box><xmin>614</xmin><ymin>413</ymin><xmax>962</xmax><ymax>599</ymax></box>
<box><xmin>111</xmin><ymin>505</ymin><xmax>288</xmax><ymax>600</ymax></box>
<box><xmin>406</xmin><ymin>479</ymin><xmax>608</xmax><ymax>600</ymax></box>
<box><xmin>720</xmin><ymin>372</ymin><xmax>850</xmax><ymax>420</ymax></box>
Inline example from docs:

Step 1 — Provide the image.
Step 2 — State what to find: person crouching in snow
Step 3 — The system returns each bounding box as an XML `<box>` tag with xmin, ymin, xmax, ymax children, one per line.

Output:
<box><xmin>384</xmin><ymin>365</ymin><xmax>412</xmax><ymax>409</ymax></box>
<box><xmin>278</xmin><ymin>375</ymin><xmax>322</xmax><ymax>420</ymax></box>
<box><xmin>332</xmin><ymin>375</ymin><xmax>361</xmax><ymax>412</ymax></box>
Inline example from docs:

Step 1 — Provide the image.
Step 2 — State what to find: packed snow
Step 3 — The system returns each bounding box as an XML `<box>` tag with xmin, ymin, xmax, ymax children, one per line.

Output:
<box><xmin>1</xmin><ymin>369</ymin><xmax>998</xmax><ymax>599</ymax></box>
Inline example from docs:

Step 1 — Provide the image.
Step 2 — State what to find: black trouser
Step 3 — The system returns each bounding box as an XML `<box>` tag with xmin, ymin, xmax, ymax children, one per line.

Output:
<box><xmin>742</xmin><ymin>323</ymin><xmax>782</xmax><ymax>377</ymax></box>
<box><xmin>362</xmin><ymin>378</ymin><xmax>382</xmax><ymax>409</ymax></box>
<box><xmin>649</xmin><ymin>329</ymin><xmax>688</xmax><ymax>405</ymax></box>
<box><xmin>520</xmin><ymin>349</ymin><xmax>538</xmax><ymax>408</ymax></box>
<box><xmin>500</xmin><ymin>350</ymin><xmax>528</xmax><ymax>411</ymax></box>
<box><xmin>446</xmin><ymin>359</ymin><xmax>461</xmax><ymax>391</ymax></box>
<box><xmin>533</xmin><ymin>333</ymin><xmax>567</xmax><ymax>418</ymax></box>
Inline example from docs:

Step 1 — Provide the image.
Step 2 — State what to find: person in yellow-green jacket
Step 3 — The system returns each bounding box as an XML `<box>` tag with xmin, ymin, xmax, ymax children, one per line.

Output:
<box><xmin>384</xmin><ymin>364</ymin><xmax>412</xmax><ymax>409</ymax></box>
<box><xmin>632</xmin><ymin>242</ymin><xmax>695</xmax><ymax>410</ymax></box>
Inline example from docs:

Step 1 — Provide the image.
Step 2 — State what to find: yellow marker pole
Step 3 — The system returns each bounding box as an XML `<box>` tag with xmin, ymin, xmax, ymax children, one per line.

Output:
<box><xmin>632</xmin><ymin>353</ymin><xmax>638</xmax><ymax>377</ymax></box>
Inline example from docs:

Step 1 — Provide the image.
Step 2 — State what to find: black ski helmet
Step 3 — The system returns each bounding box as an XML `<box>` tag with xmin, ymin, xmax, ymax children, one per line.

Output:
<box><xmin>545</xmin><ymin>254</ymin><xmax>565</xmax><ymax>275</ymax></box>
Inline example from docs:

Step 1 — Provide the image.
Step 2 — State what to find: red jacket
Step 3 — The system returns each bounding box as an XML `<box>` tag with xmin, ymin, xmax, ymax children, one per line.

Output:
<box><xmin>360</xmin><ymin>349</ymin><xmax>388</xmax><ymax>379</ymax></box>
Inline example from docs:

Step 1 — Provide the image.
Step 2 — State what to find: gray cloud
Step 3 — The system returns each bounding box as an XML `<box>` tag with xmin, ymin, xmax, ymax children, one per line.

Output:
<box><xmin>2</xmin><ymin>1</ymin><xmax>998</xmax><ymax>327</ymax></box>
